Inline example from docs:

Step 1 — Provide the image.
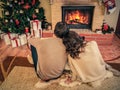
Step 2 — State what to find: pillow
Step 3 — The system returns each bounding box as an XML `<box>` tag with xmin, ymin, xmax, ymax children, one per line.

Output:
<box><xmin>28</xmin><ymin>37</ymin><xmax>67</xmax><ymax>80</ymax></box>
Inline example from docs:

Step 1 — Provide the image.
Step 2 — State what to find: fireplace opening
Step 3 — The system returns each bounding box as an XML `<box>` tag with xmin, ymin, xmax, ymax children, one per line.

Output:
<box><xmin>62</xmin><ymin>6</ymin><xmax>95</xmax><ymax>30</ymax></box>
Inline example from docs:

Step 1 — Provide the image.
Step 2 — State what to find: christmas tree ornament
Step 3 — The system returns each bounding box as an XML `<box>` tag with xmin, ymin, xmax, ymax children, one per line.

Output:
<box><xmin>20</xmin><ymin>10</ymin><xmax>24</xmax><ymax>14</ymax></box>
<box><xmin>5</xmin><ymin>11</ymin><xmax>9</xmax><ymax>15</ymax></box>
<box><xmin>21</xmin><ymin>0</ymin><xmax>24</xmax><ymax>4</ymax></box>
<box><xmin>10</xmin><ymin>19</ymin><xmax>13</xmax><ymax>23</ymax></box>
<box><xmin>7</xmin><ymin>2</ymin><xmax>10</xmax><ymax>5</ymax></box>
<box><xmin>9</xmin><ymin>4</ymin><xmax>13</xmax><ymax>7</ymax></box>
<box><xmin>35</xmin><ymin>9</ymin><xmax>39</xmax><ymax>13</ymax></box>
<box><xmin>23</xmin><ymin>3</ymin><xmax>30</xmax><ymax>10</ymax></box>
<box><xmin>32</xmin><ymin>0</ymin><xmax>36</xmax><ymax>6</ymax></box>
<box><xmin>32</xmin><ymin>14</ymin><xmax>37</xmax><ymax>19</ymax></box>
<box><xmin>16</xmin><ymin>10</ymin><xmax>19</xmax><ymax>13</ymax></box>
<box><xmin>5</xmin><ymin>19</ymin><xmax>9</xmax><ymax>23</ymax></box>
<box><xmin>14</xmin><ymin>0</ymin><xmax>18</xmax><ymax>3</ymax></box>
<box><xmin>8</xmin><ymin>28</ymin><xmax>12</xmax><ymax>32</ymax></box>
<box><xmin>18</xmin><ymin>2</ymin><xmax>21</xmax><ymax>5</ymax></box>
<box><xmin>15</xmin><ymin>19</ymin><xmax>20</xmax><ymax>25</ymax></box>
<box><xmin>27</xmin><ymin>17</ymin><xmax>30</xmax><ymax>21</ymax></box>
<box><xmin>25</xmin><ymin>27</ymin><xmax>29</xmax><ymax>33</ymax></box>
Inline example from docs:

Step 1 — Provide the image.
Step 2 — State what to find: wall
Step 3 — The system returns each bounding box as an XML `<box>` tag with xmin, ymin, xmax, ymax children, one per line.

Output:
<box><xmin>40</xmin><ymin>0</ymin><xmax>51</xmax><ymax>23</ymax></box>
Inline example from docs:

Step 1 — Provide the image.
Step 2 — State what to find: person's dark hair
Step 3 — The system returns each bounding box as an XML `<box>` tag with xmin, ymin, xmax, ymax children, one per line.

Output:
<box><xmin>54</xmin><ymin>22</ymin><xmax>86</xmax><ymax>59</ymax></box>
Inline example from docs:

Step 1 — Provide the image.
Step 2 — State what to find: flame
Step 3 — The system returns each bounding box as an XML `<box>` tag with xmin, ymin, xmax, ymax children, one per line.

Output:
<box><xmin>65</xmin><ymin>10</ymin><xmax>89</xmax><ymax>24</ymax></box>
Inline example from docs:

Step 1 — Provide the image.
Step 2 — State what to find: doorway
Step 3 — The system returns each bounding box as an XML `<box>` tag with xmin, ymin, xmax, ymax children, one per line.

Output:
<box><xmin>115</xmin><ymin>11</ymin><xmax>120</xmax><ymax>38</ymax></box>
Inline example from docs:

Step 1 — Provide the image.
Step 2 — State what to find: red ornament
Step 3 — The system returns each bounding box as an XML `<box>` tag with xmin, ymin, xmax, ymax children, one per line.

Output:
<box><xmin>25</xmin><ymin>27</ymin><xmax>29</xmax><ymax>33</ymax></box>
<box><xmin>103</xmin><ymin>23</ymin><xmax>109</xmax><ymax>31</ymax></box>
<box><xmin>32</xmin><ymin>0</ymin><xmax>36</xmax><ymax>6</ymax></box>
<box><xmin>32</xmin><ymin>14</ymin><xmax>37</xmax><ymax>19</ymax></box>
<box><xmin>21</xmin><ymin>0</ymin><xmax>24</xmax><ymax>4</ymax></box>
<box><xmin>23</xmin><ymin>3</ymin><xmax>30</xmax><ymax>10</ymax></box>
<box><xmin>15</xmin><ymin>19</ymin><xmax>20</xmax><ymax>25</ymax></box>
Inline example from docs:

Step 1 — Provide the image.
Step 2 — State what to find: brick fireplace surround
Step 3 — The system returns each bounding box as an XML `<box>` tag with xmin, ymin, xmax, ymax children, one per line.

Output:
<box><xmin>50</xmin><ymin>0</ymin><xmax>104</xmax><ymax>31</ymax></box>
<box><xmin>45</xmin><ymin>0</ymin><xmax>114</xmax><ymax>45</ymax></box>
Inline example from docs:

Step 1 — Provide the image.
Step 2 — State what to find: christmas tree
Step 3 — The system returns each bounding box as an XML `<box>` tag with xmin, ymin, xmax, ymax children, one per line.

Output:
<box><xmin>0</xmin><ymin>0</ymin><xmax>47</xmax><ymax>34</ymax></box>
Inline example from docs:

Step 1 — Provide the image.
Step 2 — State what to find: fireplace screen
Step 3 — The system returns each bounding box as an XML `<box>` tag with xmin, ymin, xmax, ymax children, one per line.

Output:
<box><xmin>62</xmin><ymin>6</ymin><xmax>95</xmax><ymax>29</ymax></box>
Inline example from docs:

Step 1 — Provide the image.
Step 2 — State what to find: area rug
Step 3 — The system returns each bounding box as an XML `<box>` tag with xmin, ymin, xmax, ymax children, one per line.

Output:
<box><xmin>0</xmin><ymin>66</ymin><xmax>120</xmax><ymax>90</ymax></box>
<box><xmin>99</xmin><ymin>36</ymin><xmax>120</xmax><ymax>61</ymax></box>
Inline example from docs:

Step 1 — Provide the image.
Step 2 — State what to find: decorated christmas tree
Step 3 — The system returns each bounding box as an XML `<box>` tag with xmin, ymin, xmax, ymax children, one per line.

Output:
<box><xmin>0</xmin><ymin>0</ymin><xmax>47</xmax><ymax>34</ymax></box>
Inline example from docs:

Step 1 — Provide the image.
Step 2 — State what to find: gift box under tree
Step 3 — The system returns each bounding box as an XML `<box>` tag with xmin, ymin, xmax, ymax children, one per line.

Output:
<box><xmin>3</xmin><ymin>33</ymin><xmax>18</xmax><ymax>45</ymax></box>
<box><xmin>11</xmin><ymin>37</ymin><xmax>21</xmax><ymax>48</ymax></box>
<box><xmin>19</xmin><ymin>34</ymin><xmax>28</xmax><ymax>46</ymax></box>
<box><xmin>30</xmin><ymin>20</ymin><xmax>42</xmax><ymax>38</ymax></box>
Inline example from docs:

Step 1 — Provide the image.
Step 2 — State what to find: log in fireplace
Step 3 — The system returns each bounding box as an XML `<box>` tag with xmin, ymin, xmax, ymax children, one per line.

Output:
<box><xmin>62</xmin><ymin>6</ymin><xmax>95</xmax><ymax>30</ymax></box>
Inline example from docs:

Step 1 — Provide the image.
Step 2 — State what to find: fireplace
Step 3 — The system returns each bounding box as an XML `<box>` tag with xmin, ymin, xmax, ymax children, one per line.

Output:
<box><xmin>62</xmin><ymin>6</ymin><xmax>95</xmax><ymax>30</ymax></box>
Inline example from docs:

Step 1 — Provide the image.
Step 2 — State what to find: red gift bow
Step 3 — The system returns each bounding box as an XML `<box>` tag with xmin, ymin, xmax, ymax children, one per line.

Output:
<box><xmin>32</xmin><ymin>20</ymin><xmax>40</xmax><ymax>30</ymax></box>
<box><xmin>12</xmin><ymin>37</ymin><xmax>19</xmax><ymax>47</ymax></box>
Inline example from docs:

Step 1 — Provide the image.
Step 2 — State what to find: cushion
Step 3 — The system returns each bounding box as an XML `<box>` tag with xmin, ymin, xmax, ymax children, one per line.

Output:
<box><xmin>28</xmin><ymin>37</ymin><xmax>67</xmax><ymax>80</ymax></box>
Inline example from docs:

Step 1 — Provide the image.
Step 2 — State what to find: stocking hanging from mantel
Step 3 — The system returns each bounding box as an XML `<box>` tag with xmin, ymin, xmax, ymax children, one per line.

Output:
<box><xmin>103</xmin><ymin>0</ymin><xmax>116</xmax><ymax>14</ymax></box>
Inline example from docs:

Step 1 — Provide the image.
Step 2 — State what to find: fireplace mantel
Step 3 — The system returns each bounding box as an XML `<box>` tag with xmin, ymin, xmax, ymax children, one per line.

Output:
<box><xmin>49</xmin><ymin>0</ymin><xmax>91</xmax><ymax>3</ymax></box>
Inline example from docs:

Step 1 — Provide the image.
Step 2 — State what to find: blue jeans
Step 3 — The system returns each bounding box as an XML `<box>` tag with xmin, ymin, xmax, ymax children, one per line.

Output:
<box><xmin>30</xmin><ymin>45</ymin><xmax>38</xmax><ymax>71</ymax></box>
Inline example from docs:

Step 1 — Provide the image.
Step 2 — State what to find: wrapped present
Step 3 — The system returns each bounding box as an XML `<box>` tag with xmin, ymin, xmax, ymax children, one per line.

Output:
<box><xmin>7</xmin><ymin>33</ymin><xmax>18</xmax><ymax>39</ymax></box>
<box><xmin>0</xmin><ymin>33</ymin><xmax>6</xmax><ymax>39</ymax></box>
<box><xmin>30</xmin><ymin>20</ymin><xmax>42</xmax><ymax>38</ymax></box>
<box><xmin>39</xmin><ymin>28</ymin><xmax>42</xmax><ymax>38</ymax></box>
<box><xmin>30</xmin><ymin>20</ymin><xmax>42</xmax><ymax>30</ymax></box>
<box><xmin>3</xmin><ymin>34</ymin><xmax>11</xmax><ymax>45</ymax></box>
<box><xmin>30</xmin><ymin>28</ymin><xmax>42</xmax><ymax>38</ymax></box>
<box><xmin>3</xmin><ymin>33</ymin><xmax>19</xmax><ymax>45</ymax></box>
<box><xmin>25</xmin><ymin>33</ymin><xmax>31</xmax><ymax>39</ymax></box>
<box><xmin>11</xmin><ymin>37</ymin><xmax>21</xmax><ymax>47</ymax></box>
<box><xmin>19</xmin><ymin>34</ymin><xmax>27</xmax><ymax>45</ymax></box>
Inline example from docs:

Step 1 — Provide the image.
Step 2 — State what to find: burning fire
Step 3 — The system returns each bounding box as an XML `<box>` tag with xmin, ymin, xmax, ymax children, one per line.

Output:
<box><xmin>65</xmin><ymin>10</ymin><xmax>90</xmax><ymax>24</ymax></box>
